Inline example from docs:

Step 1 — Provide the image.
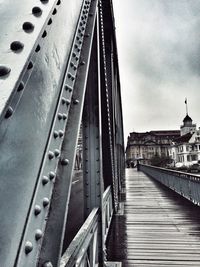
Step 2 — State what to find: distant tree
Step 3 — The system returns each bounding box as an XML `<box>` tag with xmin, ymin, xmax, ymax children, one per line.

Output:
<box><xmin>150</xmin><ymin>153</ymin><xmax>172</xmax><ymax>167</ymax></box>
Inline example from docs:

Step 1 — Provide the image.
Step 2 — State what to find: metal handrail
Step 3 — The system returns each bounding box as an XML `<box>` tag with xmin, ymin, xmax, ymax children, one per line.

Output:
<box><xmin>60</xmin><ymin>186</ymin><xmax>114</xmax><ymax>267</ymax></box>
<box><xmin>102</xmin><ymin>186</ymin><xmax>113</xmax><ymax>242</ymax></box>
<box><xmin>140</xmin><ymin>164</ymin><xmax>200</xmax><ymax>205</ymax></box>
<box><xmin>60</xmin><ymin>208</ymin><xmax>99</xmax><ymax>267</ymax></box>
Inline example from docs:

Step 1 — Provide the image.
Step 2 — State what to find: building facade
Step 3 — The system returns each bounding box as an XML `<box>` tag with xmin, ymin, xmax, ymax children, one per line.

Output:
<box><xmin>126</xmin><ymin>130</ymin><xmax>180</xmax><ymax>165</ymax></box>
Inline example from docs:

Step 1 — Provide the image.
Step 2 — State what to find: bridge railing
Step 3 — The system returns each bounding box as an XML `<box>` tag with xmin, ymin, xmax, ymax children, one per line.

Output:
<box><xmin>140</xmin><ymin>164</ymin><xmax>200</xmax><ymax>205</ymax></box>
<box><xmin>60</xmin><ymin>186</ymin><xmax>113</xmax><ymax>267</ymax></box>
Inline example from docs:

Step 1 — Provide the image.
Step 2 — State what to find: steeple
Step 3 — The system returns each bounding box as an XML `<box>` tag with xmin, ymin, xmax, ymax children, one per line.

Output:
<box><xmin>180</xmin><ymin>99</ymin><xmax>196</xmax><ymax>136</ymax></box>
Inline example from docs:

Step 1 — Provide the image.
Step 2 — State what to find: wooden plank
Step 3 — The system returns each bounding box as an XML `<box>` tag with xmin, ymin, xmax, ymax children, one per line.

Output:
<box><xmin>106</xmin><ymin>169</ymin><xmax>200</xmax><ymax>266</ymax></box>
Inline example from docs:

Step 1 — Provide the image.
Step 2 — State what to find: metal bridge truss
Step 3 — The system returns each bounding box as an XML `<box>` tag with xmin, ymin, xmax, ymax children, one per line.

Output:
<box><xmin>140</xmin><ymin>164</ymin><xmax>200</xmax><ymax>206</ymax></box>
<box><xmin>0</xmin><ymin>0</ymin><xmax>124</xmax><ymax>266</ymax></box>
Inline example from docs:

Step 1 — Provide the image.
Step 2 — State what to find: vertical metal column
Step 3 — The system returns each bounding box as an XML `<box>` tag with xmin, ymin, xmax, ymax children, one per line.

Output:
<box><xmin>82</xmin><ymin>14</ymin><xmax>104</xmax><ymax>266</ymax></box>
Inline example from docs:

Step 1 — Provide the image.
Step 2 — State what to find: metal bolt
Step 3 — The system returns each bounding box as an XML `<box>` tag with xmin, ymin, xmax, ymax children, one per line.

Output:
<box><xmin>25</xmin><ymin>241</ymin><xmax>33</xmax><ymax>254</ymax></box>
<box><xmin>54</xmin><ymin>149</ymin><xmax>60</xmax><ymax>157</ymax></box>
<box><xmin>52</xmin><ymin>8</ymin><xmax>57</xmax><ymax>15</ymax></box>
<box><xmin>48</xmin><ymin>18</ymin><xmax>52</xmax><ymax>25</ymax></box>
<box><xmin>49</xmin><ymin>171</ymin><xmax>56</xmax><ymax>180</ymax></box>
<box><xmin>22</xmin><ymin>22</ymin><xmax>34</xmax><ymax>33</ymax></box>
<box><xmin>35</xmin><ymin>45</ymin><xmax>41</xmax><ymax>52</ymax></box>
<box><xmin>42</xmin><ymin>30</ymin><xmax>47</xmax><ymax>38</ymax></box>
<box><xmin>65</xmin><ymin>85</ymin><xmax>72</xmax><ymax>92</ymax></box>
<box><xmin>58</xmin><ymin>113</ymin><xmax>63</xmax><ymax>120</ymax></box>
<box><xmin>54</xmin><ymin>131</ymin><xmax>59</xmax><ymax>138</ymax></box>
<box><xmin>61</xmin><ymin>158</ymin><xmax>69</xmax><ymax>166</ymax></box>
<box><xmin>32</xmin><ymin>6</ymin><xmax>42</xmax><ymax>17</ymax></box>
<box><xmin>10</xmin><ymin>41</ymin><xmax>24</xmax><ymax>52</ymax></box>
<box><xmin>48</xmin><ymin>151</ymin><xmax>54</xmax><ymax>160</ymax></box>
<box><xmin>34</xmin><ymin>205</ymin><xmax>42</xmax><ymax>216</ymax></box>
<box><xmin>66</xmin><ymin>99</ymin><xmax>70</xmax><ymax>105</ymax></box>
<box><xmin>43</xmin><ymin>262</ymin><xmax>53</xmax><ymax>267</ymax></box>
<box><xmin>35</xmin><ymin>229</ymin><xmax>43</xmax><ymax>241</ymax></box>
<box><xmin>80</xmin><ymin>61</ymin><xmax>86</xmax><ymax>66</ymax></box>
<box><xmin>0</xmin><ymin>65</ymin><xmax>11</xmax><ymax>77</ymax></box>
<box><xmin>73</xmin><ymin>99</ymin><xmax>79</xmax><ymax>105</ymax></box>
<box><xmin>5</xmin><ymin>107</ymin><xmax>13</xmax><ymax>119</ymax></box>
<box><xmin>27</xmin><ymin>61</ymin><xmax>33</xmax><ymax>70</ymax></box>
<box><xmin>59</xmin><ymin>130</ymin><xmax>64</xmax><ymax>137</ymax></box>
<box><xmin>43</xmin><ymin>198</ymin><xmax>50</xmax><ymax>207</ymax></box>
<box><xmin>42</xmin><ymin>176</ymin><xmax>49</xmax><ymax>185</ymax></box>
<box><xmin>62</xmin><ymin>114</ymin><xmax>67</xmax><ymax>120</ymax></box>
<box><xmin>17</xmin><ymin>82</ymin><xmax>24</xmax><ymax>92</ymax></box>
<box><xmin>61</xmin><ymin>97</ymin><xmax>66</xmax><ymax>104</ymax></box>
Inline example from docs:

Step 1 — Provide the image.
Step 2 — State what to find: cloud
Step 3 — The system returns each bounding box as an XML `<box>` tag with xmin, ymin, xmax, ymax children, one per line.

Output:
<box><xmin>113</xmin><ymin>0</ymin><xmax>200</xmax><ymax>140</ymax></box>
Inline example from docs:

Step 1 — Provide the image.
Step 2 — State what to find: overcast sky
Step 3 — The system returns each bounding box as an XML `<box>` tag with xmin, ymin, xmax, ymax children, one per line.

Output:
<box><xmin>113</xmin><ymin>0</ymin><xmax>200</xmax><ymax>141</ymax></box>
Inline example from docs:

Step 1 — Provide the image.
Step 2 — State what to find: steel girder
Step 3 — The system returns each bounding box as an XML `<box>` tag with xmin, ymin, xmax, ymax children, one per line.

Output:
<box><xmin>0</xmin><ymin>0</ymin><xmax>124</xmax><ymax>266</ymax></box>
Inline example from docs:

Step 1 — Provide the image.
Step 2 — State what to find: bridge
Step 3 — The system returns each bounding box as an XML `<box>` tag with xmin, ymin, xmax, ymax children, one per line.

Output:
<box><xmin>0</xmin><ymin>0</ymin><xmax>200</xmax><ymax>267</ymax></box>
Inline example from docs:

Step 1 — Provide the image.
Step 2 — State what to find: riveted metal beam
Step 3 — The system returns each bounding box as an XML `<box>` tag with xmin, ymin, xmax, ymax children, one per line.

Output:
<box><xmin>0</xmin><ymin>1</ymin><xmax>83</xmax><ymax>266</ymax></box>
<box><xmin>35</xmin><ymin>0</ymin><xmax>98</xmax><ymax>266</ymax></box>
<box><xmin>82</xmin><ymin>10</ymin><xmax>104</xmax><ymax>265</ymax></box>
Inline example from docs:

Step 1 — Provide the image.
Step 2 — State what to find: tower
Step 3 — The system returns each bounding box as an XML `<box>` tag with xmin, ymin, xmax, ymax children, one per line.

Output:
<box><xmin>180</xmin><ymin>114</ymin><xmax>196</xmax><ymax>136</ymax></box>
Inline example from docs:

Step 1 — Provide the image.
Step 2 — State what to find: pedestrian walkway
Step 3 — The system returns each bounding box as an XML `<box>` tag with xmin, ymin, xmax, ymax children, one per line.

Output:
<box><xmin>107</xmin><ymin>168</ymin><xmax>200</xmax><ymax>267</ymax></box>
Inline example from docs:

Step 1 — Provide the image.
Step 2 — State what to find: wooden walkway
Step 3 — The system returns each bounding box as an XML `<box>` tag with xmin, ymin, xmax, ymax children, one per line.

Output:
<box><xmin>107</xmin><ymin>168</ymin><xmax>200</xmax><ymax>267</ymax></box>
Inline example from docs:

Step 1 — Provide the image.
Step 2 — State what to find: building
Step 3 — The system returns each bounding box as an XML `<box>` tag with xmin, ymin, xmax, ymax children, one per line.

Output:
<box><xmin>126</xmin><ymin>130</ymin><xmax>180</xmax><ymax>165</ymax></box>
<box><xmin>168</xmin><ymin>114</ymin><xmax>200</xmax><ymax>167</ymax></box>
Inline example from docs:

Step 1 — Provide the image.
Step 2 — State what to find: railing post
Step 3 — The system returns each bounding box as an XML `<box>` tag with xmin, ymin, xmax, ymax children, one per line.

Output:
<box><xmin>82</xmin><ymin>12</ymin><xmax>105</xmax><ymax>266</ymax></box>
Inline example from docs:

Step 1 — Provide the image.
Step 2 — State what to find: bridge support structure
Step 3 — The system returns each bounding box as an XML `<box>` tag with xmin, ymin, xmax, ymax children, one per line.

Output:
<box><xmin>0</xmin><ymin>0</ymin><xmax>124</xmax><ymax>266</ymax></box>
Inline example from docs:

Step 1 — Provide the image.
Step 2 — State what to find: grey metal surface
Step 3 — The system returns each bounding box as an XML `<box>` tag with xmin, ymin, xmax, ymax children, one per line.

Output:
<box><xmin>0</xmin><ymin>0</ymin><xmax>82</xmax><ymax>266</ymax></box>
<box><xmin>140</xmin><ymin>164</ymin><xmax>200</xmax><ymax>205</ymax></box>
<box><xmin>36</xmin><ymin>1</ymin><xmax>99</xmax><ymax>266</ymax></box>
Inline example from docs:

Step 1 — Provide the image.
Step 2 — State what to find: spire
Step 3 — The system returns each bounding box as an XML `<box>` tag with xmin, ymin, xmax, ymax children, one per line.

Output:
<box><xmin>185</xmin><ymin>97</ymin><xmax>188</xmax><ymax>115</ymax></box>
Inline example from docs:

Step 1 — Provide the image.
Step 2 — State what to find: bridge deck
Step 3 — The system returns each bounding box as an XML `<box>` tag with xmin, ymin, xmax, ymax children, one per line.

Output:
<box><xmin>107</xmin><ymin>168</ymin><xmax>200</xmax><ymax>267</ymax></box>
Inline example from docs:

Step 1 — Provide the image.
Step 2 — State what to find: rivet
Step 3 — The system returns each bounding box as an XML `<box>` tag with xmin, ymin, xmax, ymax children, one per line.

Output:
<box><xmin>0</xmin><ymin>65</ymin><xmax>11</xmax><ymax>77</ymax></box>
<box><xmin>58</xmin><ymin>130</ymin><xmax>64</xmax><ymax>137</ymax></box>
<box><xmin>25</xmin><ymin>241</ymin><xmax>33</xmax><ymax>254</ymax></box>
<box><xmin>75</xmin><ymin>56</ymin><xmax>79</xmax><ymax>61</ymax></box>
<box><xmin>5</xmin><ymin>107</ymin><xmax>13</xmax><ymax>119</ymax></box>
<box><xmin>48</xmin><ymin>151</ymin><xmax>54</xmax><ymax>160</ymax></box>
<box><xmin>61</xmin><ymin>97</ymin><xmax>66</xmax><ymax>104</ymax></box>
<box><xmin>32</xmin><ymin>6</ymin><xmax>42</xmax><ymax>17</ymax></box>
<box><xmin>85</xmin><ymin>33</ymin><xmax>90</xmax><ymax>37</ymax></box>
<box><xmin>27</xmin><ymin>61</ymin><xmax>33</xmax><ymax>70</ymax></box>
<box><xmin>72</xmin><ymin>52</ymin><xmax>76</xmax><ymax>58</ymax></box>
<box><xmin>65</xmin><ymin>85</ymin><xmax>72</xmax><ymax>92</ymax></box>
<box><xmin>43</xmin><ymin>197</ymin><xmax>50</xmax><ymax>207</ymax></box>
<box><xmin>73</xmin><ymin>99</ymin><xmax>79</xmax><ymax>105</ymax></box>
<box><xmin>57</xmin><ymin>0</ymin><xmax>61</xmax><ymax>5</ymax></box>
<box><xmin>35</xmin><ymin>45</ymin><xmax>41</xmax><ymax>52</ymax></box>
<box><xmin>52</xmin><ymin>8</ymin><xmax>57</xmax><ymax>15</ymax></box>
<box><xmin>40</xmin><ymin>0</ymin><xmax>49</xmax><ymax>3</ymax></box>
<box><xmin>42</xmin><ymin>176</ymin><xmax>49</xmax><ymax>185</ymax></box>
<box><xmin>49</xmin><ymin>171</ymin><xmax>56</xmax><ymax>180</ymax></box>
<box><xmin>62</xmin><ymin>114</ymin><xmax>67</xmax><ymax>120</ymax></box>
<box><xmin>35</xmin><ymin>229</ymin><xmax>43</xmax><ymax>241</ymax></box>
<box><xmin>66</xmin><ymin>99</ymin><xmax>70</xmax><ymax>105</ymax></box>
<box><xmin>61</xmin><ymin>159</ymin><xmax>69</xmax><ymax>166</ymax></box>
<box><xmin>17</xmin><ymin>82</ymin><xmax>24</xmax><ymax>92</ymax></box>
<box><xmin>58</xmin><ymin>113</ymin><xmax>63</xmax><ymax>120</ymax></box>
<box><xmin>48</xmin><ymin>18</ymin><xmax>52</xmax><ymax>25</ymax></box>
<box><xmin>43</xmin><ymin>262</ymin><xmax>53</xmax><ymax>267</ymax></box>
<box><xmin>34</xmin><ymin>205</ymin><xmax>42</xmax><ymax>216</ymax></box>
<box><xmin>54</xmin><ymin>131</ymin><xmax>59</xmax><ymax>138</ymax></box>
<box><xmin>54</xmin><ymin>149</ymin><xmax>60</xmax><ymax>157</ymax></box>
<box><xmin>22</xmin><ymin>22</ymin><xmax>34</xmax><ymax>33</ymax></box>
<box><xmin>10</xmin><ymin>41</ymin><xmax>24</xmax><ymax>52</ymax></box>
<box><xmin>80</xmin><ymin>61</ymin><xmax>85</xmax><ymax>66</ymax></box>
<box><xmin>42</xmin><ymin>30</ymin><xmax>47</xmax><ymax>38</ymax></box>
<box><xmin>89</xmin><ymin>13</ymin><xmax>93</xmax><ymax>17</ymax></box>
